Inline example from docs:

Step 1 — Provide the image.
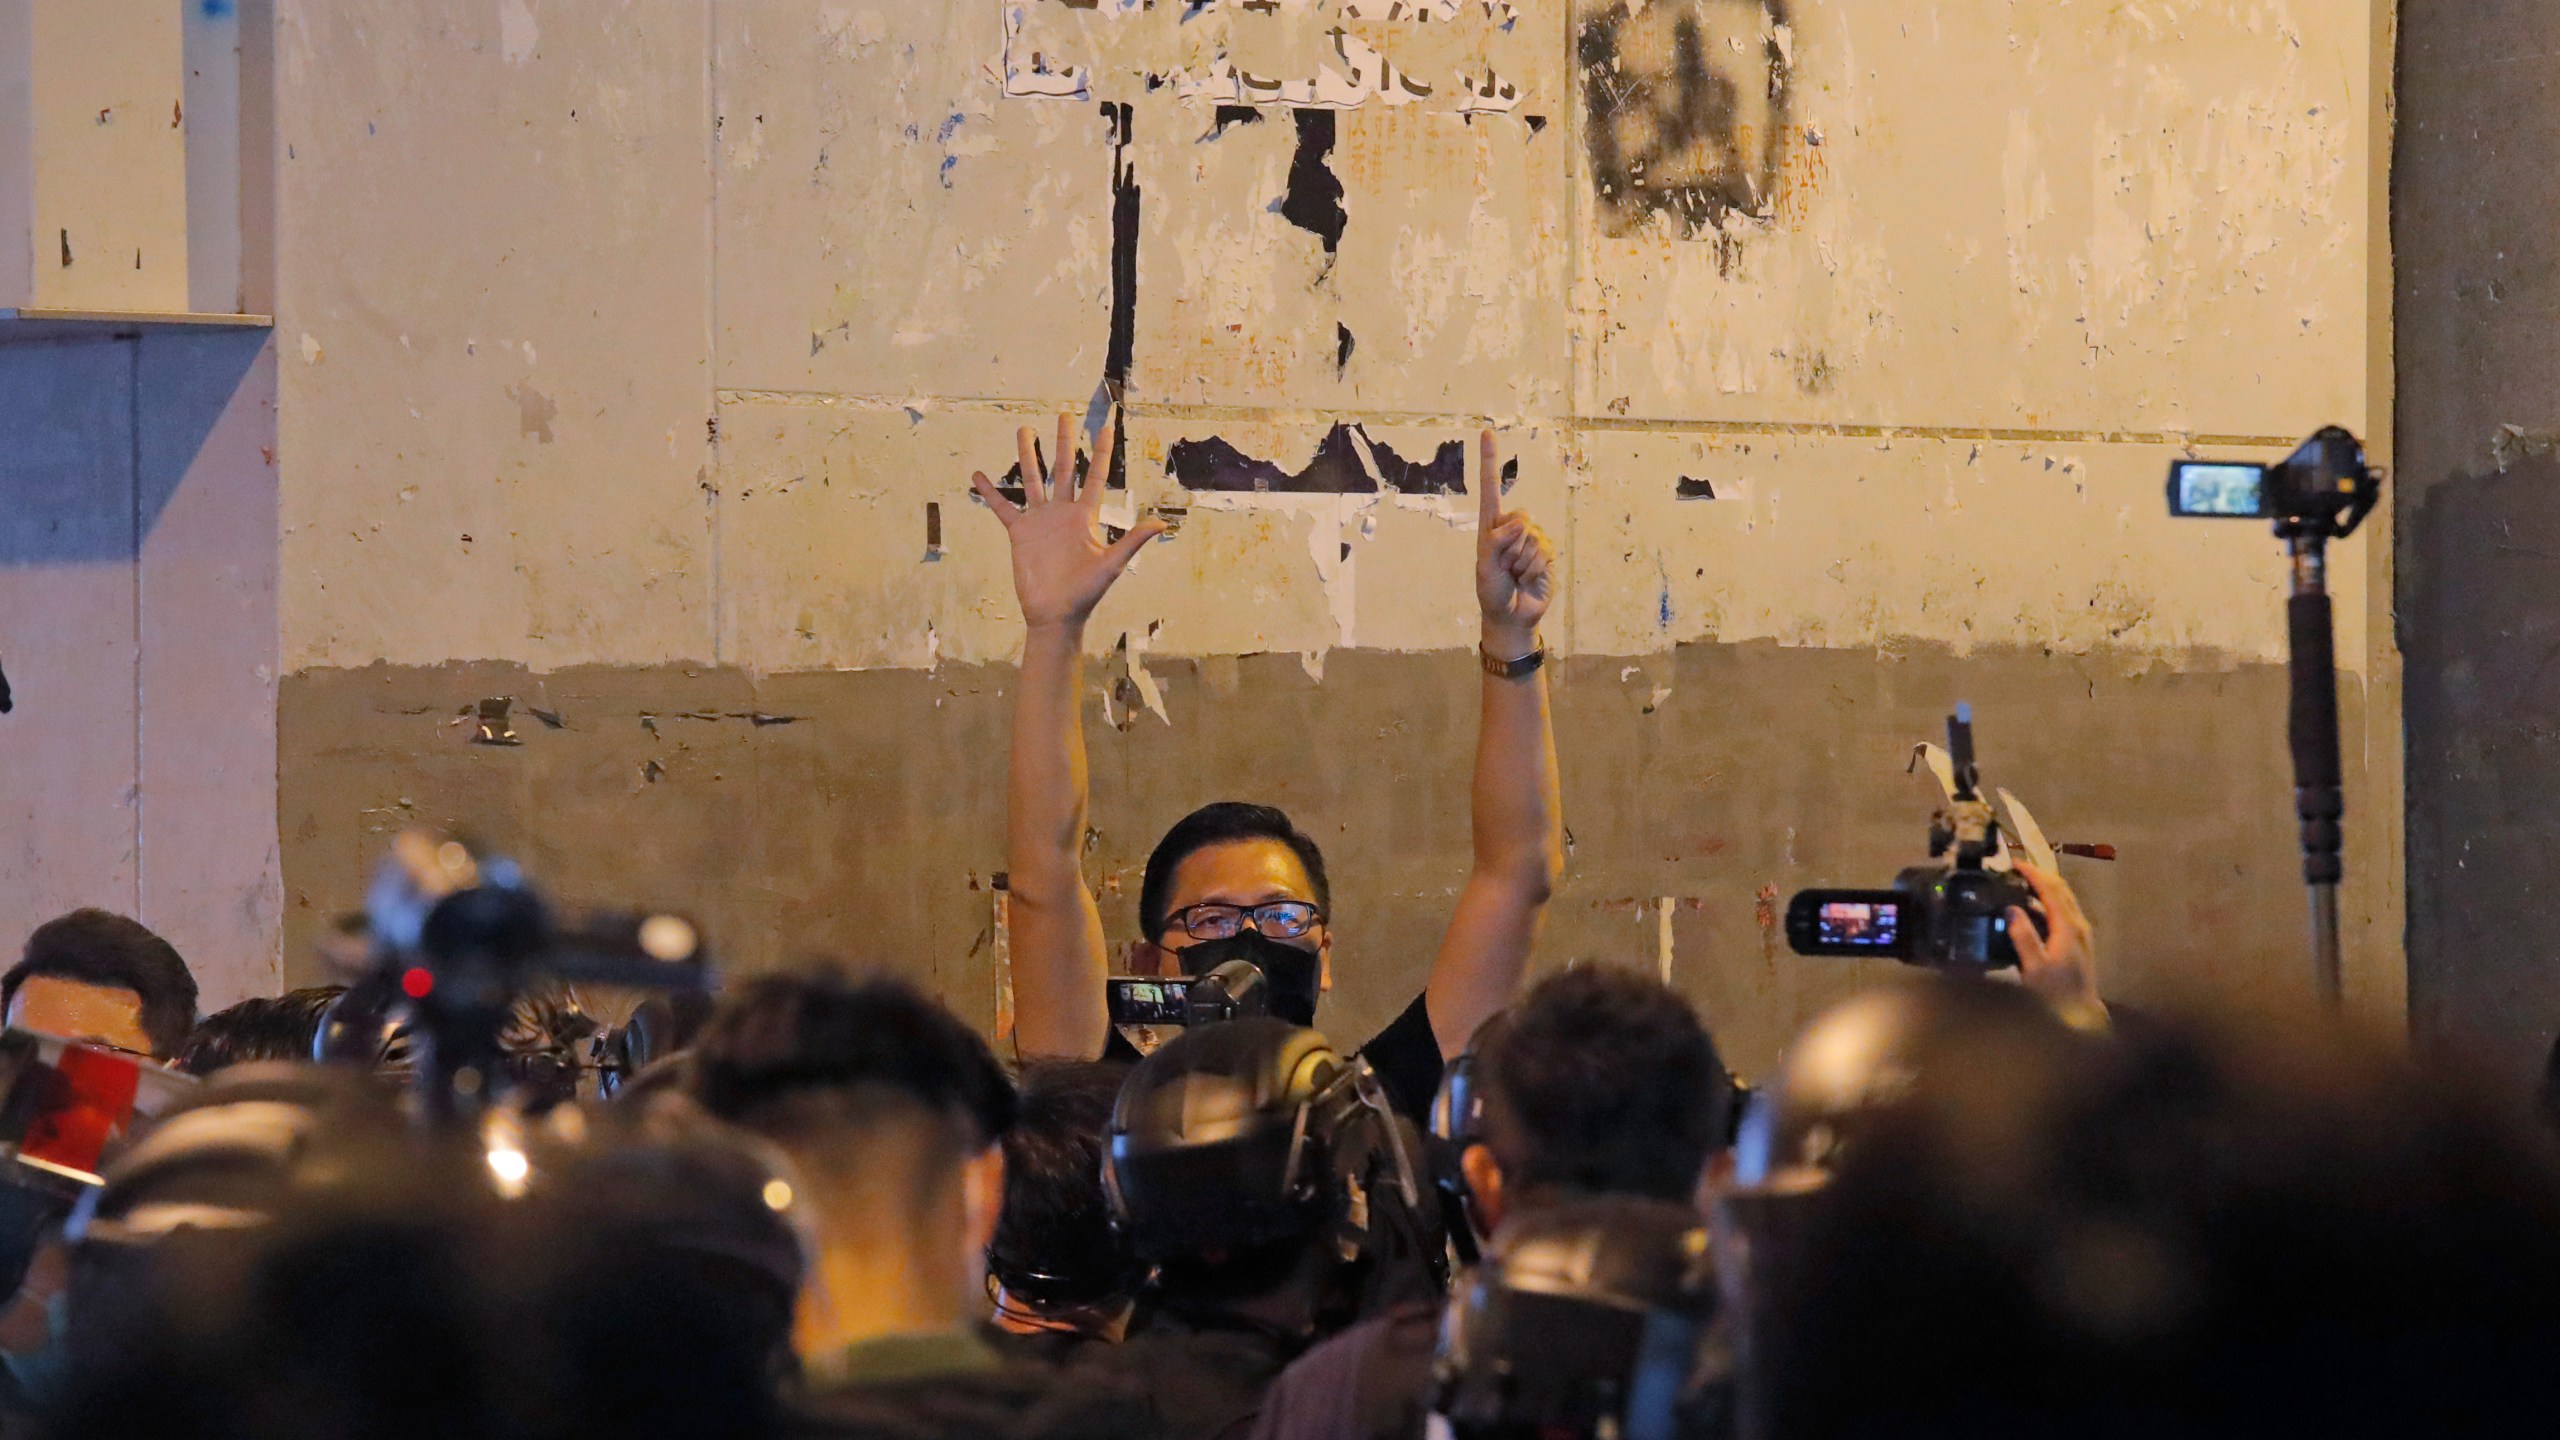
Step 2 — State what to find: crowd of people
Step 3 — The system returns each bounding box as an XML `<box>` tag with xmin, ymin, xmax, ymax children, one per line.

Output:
<box><xmin>3</xmin><ymin>422</ymin><xmax>2558</xmax><ymax>1439</ymax></box>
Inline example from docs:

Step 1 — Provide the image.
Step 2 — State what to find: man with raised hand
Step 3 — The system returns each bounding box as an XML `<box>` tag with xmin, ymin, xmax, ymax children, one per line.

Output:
<box><xmin>972</xmin><ymin>417</ymin><xmax>1563</xmax><ymax>1116</ymax></box>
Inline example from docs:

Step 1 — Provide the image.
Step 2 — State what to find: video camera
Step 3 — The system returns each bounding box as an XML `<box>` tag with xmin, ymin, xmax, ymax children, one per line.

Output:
<box><xmin>354</xmin><ymin>831</ymin><xmax>713</xmax><ymax>1119</ymax></box>
<box><xmin>2166</xmin><ymin>426</ymin><xmax>2378</xmax><ymax>533</ymax></box>
<box><xmin>1784</xmin><ymin>706</ymin><xmax>2044</xmax><ymax>972</ymax></box>
<box><xmin>1105</xmin><ymin>959</ymin><xmax>1268</xmax><ymax>1033</ymax></box>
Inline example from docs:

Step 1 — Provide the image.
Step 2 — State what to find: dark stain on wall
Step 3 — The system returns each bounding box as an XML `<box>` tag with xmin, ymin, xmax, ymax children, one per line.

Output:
<box><xmin>280</xmin><ymin>643</ymin><xmax>2330</xmax><ymax>1078</ymax></box>
<box><xmin>1578</xmin><ymin>0</ymin><xmax>1791</xmax><ymax>238</ymax></box>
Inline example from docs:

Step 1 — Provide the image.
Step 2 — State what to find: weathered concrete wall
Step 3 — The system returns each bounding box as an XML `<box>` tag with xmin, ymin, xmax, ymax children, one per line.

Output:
<box><xmin>2397</xmin><ymin>1</ymin><xmax>2560</xmax><ymax>1089</ymax></box>
<box><xmin>262</xmin><ymin>0</ymin><xmax>2396</xmax><ymax>1056</ymax></box>
<box><xmin>281</xmin><ymin>645</ymin><xmax>2330</xmax><ymax>1079</ymax></box>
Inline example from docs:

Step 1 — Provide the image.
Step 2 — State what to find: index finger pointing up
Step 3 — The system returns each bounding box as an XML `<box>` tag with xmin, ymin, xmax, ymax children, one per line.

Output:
<box><xmin>1478</xmin><ymin>428</ymin><xmax>1501</xmax><ymax>529</ymax></box>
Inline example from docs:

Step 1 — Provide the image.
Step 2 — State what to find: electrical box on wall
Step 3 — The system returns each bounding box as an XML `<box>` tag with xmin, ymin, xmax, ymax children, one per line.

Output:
<box><xmin>0</xmin><ymin>0</ymin><xmax>194</xmax><ymax>313</ymax></box>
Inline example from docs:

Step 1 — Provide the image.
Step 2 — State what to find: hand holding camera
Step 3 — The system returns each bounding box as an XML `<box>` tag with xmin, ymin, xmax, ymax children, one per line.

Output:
<box><xmin>2010</xmin><ymin>862</ymin><xmax>2106</xmax><ymax>1028</ymax></box>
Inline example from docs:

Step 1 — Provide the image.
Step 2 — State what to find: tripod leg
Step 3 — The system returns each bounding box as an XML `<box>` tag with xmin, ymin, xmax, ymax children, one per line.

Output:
<box><xmin>2288</xmin><ymin>575</ymin><xmax>2347</xmax><ymax>1008</ymax></box>
<box><xmin>2310</xmin><ymin>882</ymin><xmax>2342</xmax><ymax>1006</ymax></box>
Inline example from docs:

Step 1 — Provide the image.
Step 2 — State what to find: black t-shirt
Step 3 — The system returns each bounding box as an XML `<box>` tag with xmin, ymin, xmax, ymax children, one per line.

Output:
<box><xmin>1105</xmin><ymin>993</ymin><xmax>1444</xmax><ymax>1124</ymax></box>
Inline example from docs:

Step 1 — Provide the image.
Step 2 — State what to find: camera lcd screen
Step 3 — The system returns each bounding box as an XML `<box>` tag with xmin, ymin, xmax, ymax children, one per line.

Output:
<box><xmin>1815</xmin><ymin>901</ymin><xmax>1900</xmax><ymax>949</ymax></box>
<box><xmin>2170</xmin><ymin>462</ymin><xmax>2268</xmax><ymax>518</ymax></box>
<box><xmin>1107</xmin><ymin>978</ymin><xmax>1191</xmax><ymax>1028</ymax></box>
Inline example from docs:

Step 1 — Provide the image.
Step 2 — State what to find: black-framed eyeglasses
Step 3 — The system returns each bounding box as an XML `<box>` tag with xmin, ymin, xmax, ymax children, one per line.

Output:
<box><xmin>1163</xmin><ymin>900</ymin><xmax>1325</xmax><ymax>942</ymax></box>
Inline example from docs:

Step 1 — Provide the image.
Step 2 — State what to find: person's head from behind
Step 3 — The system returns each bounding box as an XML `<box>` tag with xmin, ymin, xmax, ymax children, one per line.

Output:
<box><xmin>1464</xmin><ymin>964</ymin><xmax>1730</xmax><ymax>1235</ymax></box>
<box><xmin>177</xmin><ymin>987</ymin><xmax>348</xmax><ymax>1076</ymax></box>
<box><xmin>688</xmin><ymin>965</ymin><xmax>1015</xmax><ymax>1349</ymax></box>
<box><xmin>1752</xmin><ymin>1003</ymin><xmax>2560</xmax><ymax>1440</ymax></box>
<box><xmin>6</xmin><ymin>909</ymin><xmax>198</xmax><ymax>1059</ymax></box>
<box><xmin>1139</xmin><ymin>802</ymin><xmax>1334</xmax><ymax>1025</ymax></box>
<box><xmin>987</xmin><ymin>1060</ymin><xmax>1139</xmax><ymax>1336</ymax></box>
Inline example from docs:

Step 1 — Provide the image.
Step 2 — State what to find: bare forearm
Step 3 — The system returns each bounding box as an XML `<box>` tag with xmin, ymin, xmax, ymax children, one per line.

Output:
<box><xmin>1424</xmin><ymin>619</ymin><xmax>1566</xmax><ymax>1055</ymax></box>
<box><xmin>1007</xmin><ymin>621</ymin><xmax>1111</xmax><ymax>1058</ymax></box>
<box><xmin>1469</xmin><ymin>619</ymin><xmax>1566</xmax><ymax>895</ymax></box>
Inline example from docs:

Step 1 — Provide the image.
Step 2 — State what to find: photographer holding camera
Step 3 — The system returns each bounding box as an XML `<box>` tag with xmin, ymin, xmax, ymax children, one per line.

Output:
<box><xmin>973</xmin><ymin>419</ymin><xmax>1565</xmax><ymax>1117</ymax></box>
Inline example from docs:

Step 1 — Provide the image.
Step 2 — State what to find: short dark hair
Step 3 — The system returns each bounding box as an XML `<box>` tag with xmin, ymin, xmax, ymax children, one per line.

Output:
<box><xmin>177</xmin><ymin>986</ymin><xmax>348</xmax><ymax>1076</ymax></box>
<box><xmin>688</xmin><ymin>965</ymin><xmax>1014</xmax><ymax>1148</ymax></box>
<box><xmin>1139</xmin><ymin>802</ymin><xmax>1333</xmax><ymax>941</ymax></box>
<box><xmin>988</xmin><ymin>1060</ymin><xmax>1136</xmax><ymax>1306</ymax></box>
<box><xmin>1477</xmin><ymin>964</ymin><xmax>1729</xmax><ymax>1203</ymax></box>
<box><xmin>7</xmin><ymin>909</ymin><xmax>199</xmax><ymax>1057</ymax></box>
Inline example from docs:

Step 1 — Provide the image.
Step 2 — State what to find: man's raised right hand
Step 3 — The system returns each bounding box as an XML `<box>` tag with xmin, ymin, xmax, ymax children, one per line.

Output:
<box><xmin>971</xmin><ymin>409</ymin><xmax>1168</xmax><ymax>631</ymax></box>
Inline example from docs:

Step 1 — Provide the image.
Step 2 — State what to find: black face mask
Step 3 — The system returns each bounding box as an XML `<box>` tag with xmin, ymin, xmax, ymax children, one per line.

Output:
<box><xmin>1177</xmin><ymin>930</ymin><xmax>1323</xmax><ymax>1028</ymax></box>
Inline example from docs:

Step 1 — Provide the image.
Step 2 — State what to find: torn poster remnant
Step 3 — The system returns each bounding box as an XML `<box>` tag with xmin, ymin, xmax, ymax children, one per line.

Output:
<box><xmin>1166</xmin><ymin>423</ymin><xmax>1515</xmax><ymax>495</ymax></box>
<box><xmin>1000</xmin><ymin>0</ymin><xmax>1539</xmax><ymax>116</ymax></box>
<box><xmin>1280</xmin><ymin>111</ymin><xmax>1347</xmax><ymax>256</ymax></box>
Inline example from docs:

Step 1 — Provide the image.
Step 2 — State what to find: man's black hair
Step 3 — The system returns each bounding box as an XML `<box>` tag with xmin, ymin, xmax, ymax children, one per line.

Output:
<box><xmin>1139</xmin><ymin>801</ymin><xmax>1334</xmax><ymax>941</ymax></box>
<box><xmin>688</xmin><ymin>964</ymin><xmax>1015</xmax><ymax>1147</ymax></box>
<box><xmin>177</xmin><ymin>986</ymin><xmax>348</xmax><ymax>1076</ymax></box>
<box><xmin>989</xmin><ymin>1060</ymin><xmax>1137</xmax><ymax>1307</ymax></box>
<box><xmin>1477</xmin><ymin>964</ymin><xmax>1729</xmax><ymax>1203</ymax></box>
<box><xmin>6</xmin><ymin>908</ymin><xmax>199</xmax><ymax>1057</ymax></box>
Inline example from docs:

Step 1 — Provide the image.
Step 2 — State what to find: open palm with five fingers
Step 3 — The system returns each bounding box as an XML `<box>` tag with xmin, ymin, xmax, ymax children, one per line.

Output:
<box><xmin>971</xmin><ymin>410</ymin><xmax>1169</xmax><ymax>631</ymax></box>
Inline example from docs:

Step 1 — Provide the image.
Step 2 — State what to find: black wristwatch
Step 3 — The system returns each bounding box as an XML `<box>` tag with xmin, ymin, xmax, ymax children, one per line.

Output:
<box><xmin>1480</xmin><ymin>636</ymin><xmax>1547</xmax><ymax>680</ymax></box>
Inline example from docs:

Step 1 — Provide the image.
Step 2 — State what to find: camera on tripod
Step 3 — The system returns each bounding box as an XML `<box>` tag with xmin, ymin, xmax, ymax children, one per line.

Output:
<box><xmin>1785</xmin><ymin>706</ymin><xmax>2045</xmax><ymax>972</ymax></box>
<box><xmin>2166</xmin><ymin>425</ymin><xmax>2381</xmax><ymax>1005</ymax></box>
<box><xmin>2167</xmin><ymin>426</ymin><xmax>2378</xmax><ymax>531</ymax></box>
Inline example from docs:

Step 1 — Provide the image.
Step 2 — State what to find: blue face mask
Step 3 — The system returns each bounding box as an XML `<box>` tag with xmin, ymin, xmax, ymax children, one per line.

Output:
<box><xmin>1175</xmin><ymin>931</ymin><xmax>1323</xmax><ymax>1028</ymax></box>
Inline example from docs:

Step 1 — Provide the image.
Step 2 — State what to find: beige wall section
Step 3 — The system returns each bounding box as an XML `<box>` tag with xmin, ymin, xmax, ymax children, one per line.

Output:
<box><xmin>1</xmin><ymin>0</ymin><xmax>192</xmax><ymax>311</ymax></box>
<box><xmin>274</xmin><ymin>0</ymin><xmax>716</xmax><ymax>671</ymax></box>
<box><xmin>269</xmin><ymin>0</ymin><xmax>2394</xmax><ymax>1032</ymax></box>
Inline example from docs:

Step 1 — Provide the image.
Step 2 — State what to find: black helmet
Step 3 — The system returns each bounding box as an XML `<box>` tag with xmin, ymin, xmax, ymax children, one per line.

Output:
<box><xmin>1729</xmin><ymin>978</ymin><xmax>2079</xmax><ymax>1193</ymax></box>
<box><xmin>1717</xmin><ymin>980</ymin><xmax>2086</xmax><ymax>1440</ymax></box>
<box><xmin>72</xmin><ymin>1063</ymin><xmax>409</xmax><ymax>1251</ymax></box>
<box><xmin>1106</xmin><ymin>1017</ymin><xmax>1446</xmax><ymax>1325</ymax></box>
<box><xmin>1434</xmin><ymin>1195</ymin><xmax>1727</xmax><ymax>1440</ymax></box>
<box><xmin>524</xmin><ymin>1093</ymin><xmax>808</xmax><ymax>1304</ymax></box>
<box><xmin>1103</xmin><ymin>1017</ymin><xmax>1351</xmax><ymax>1264</ymax></box>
